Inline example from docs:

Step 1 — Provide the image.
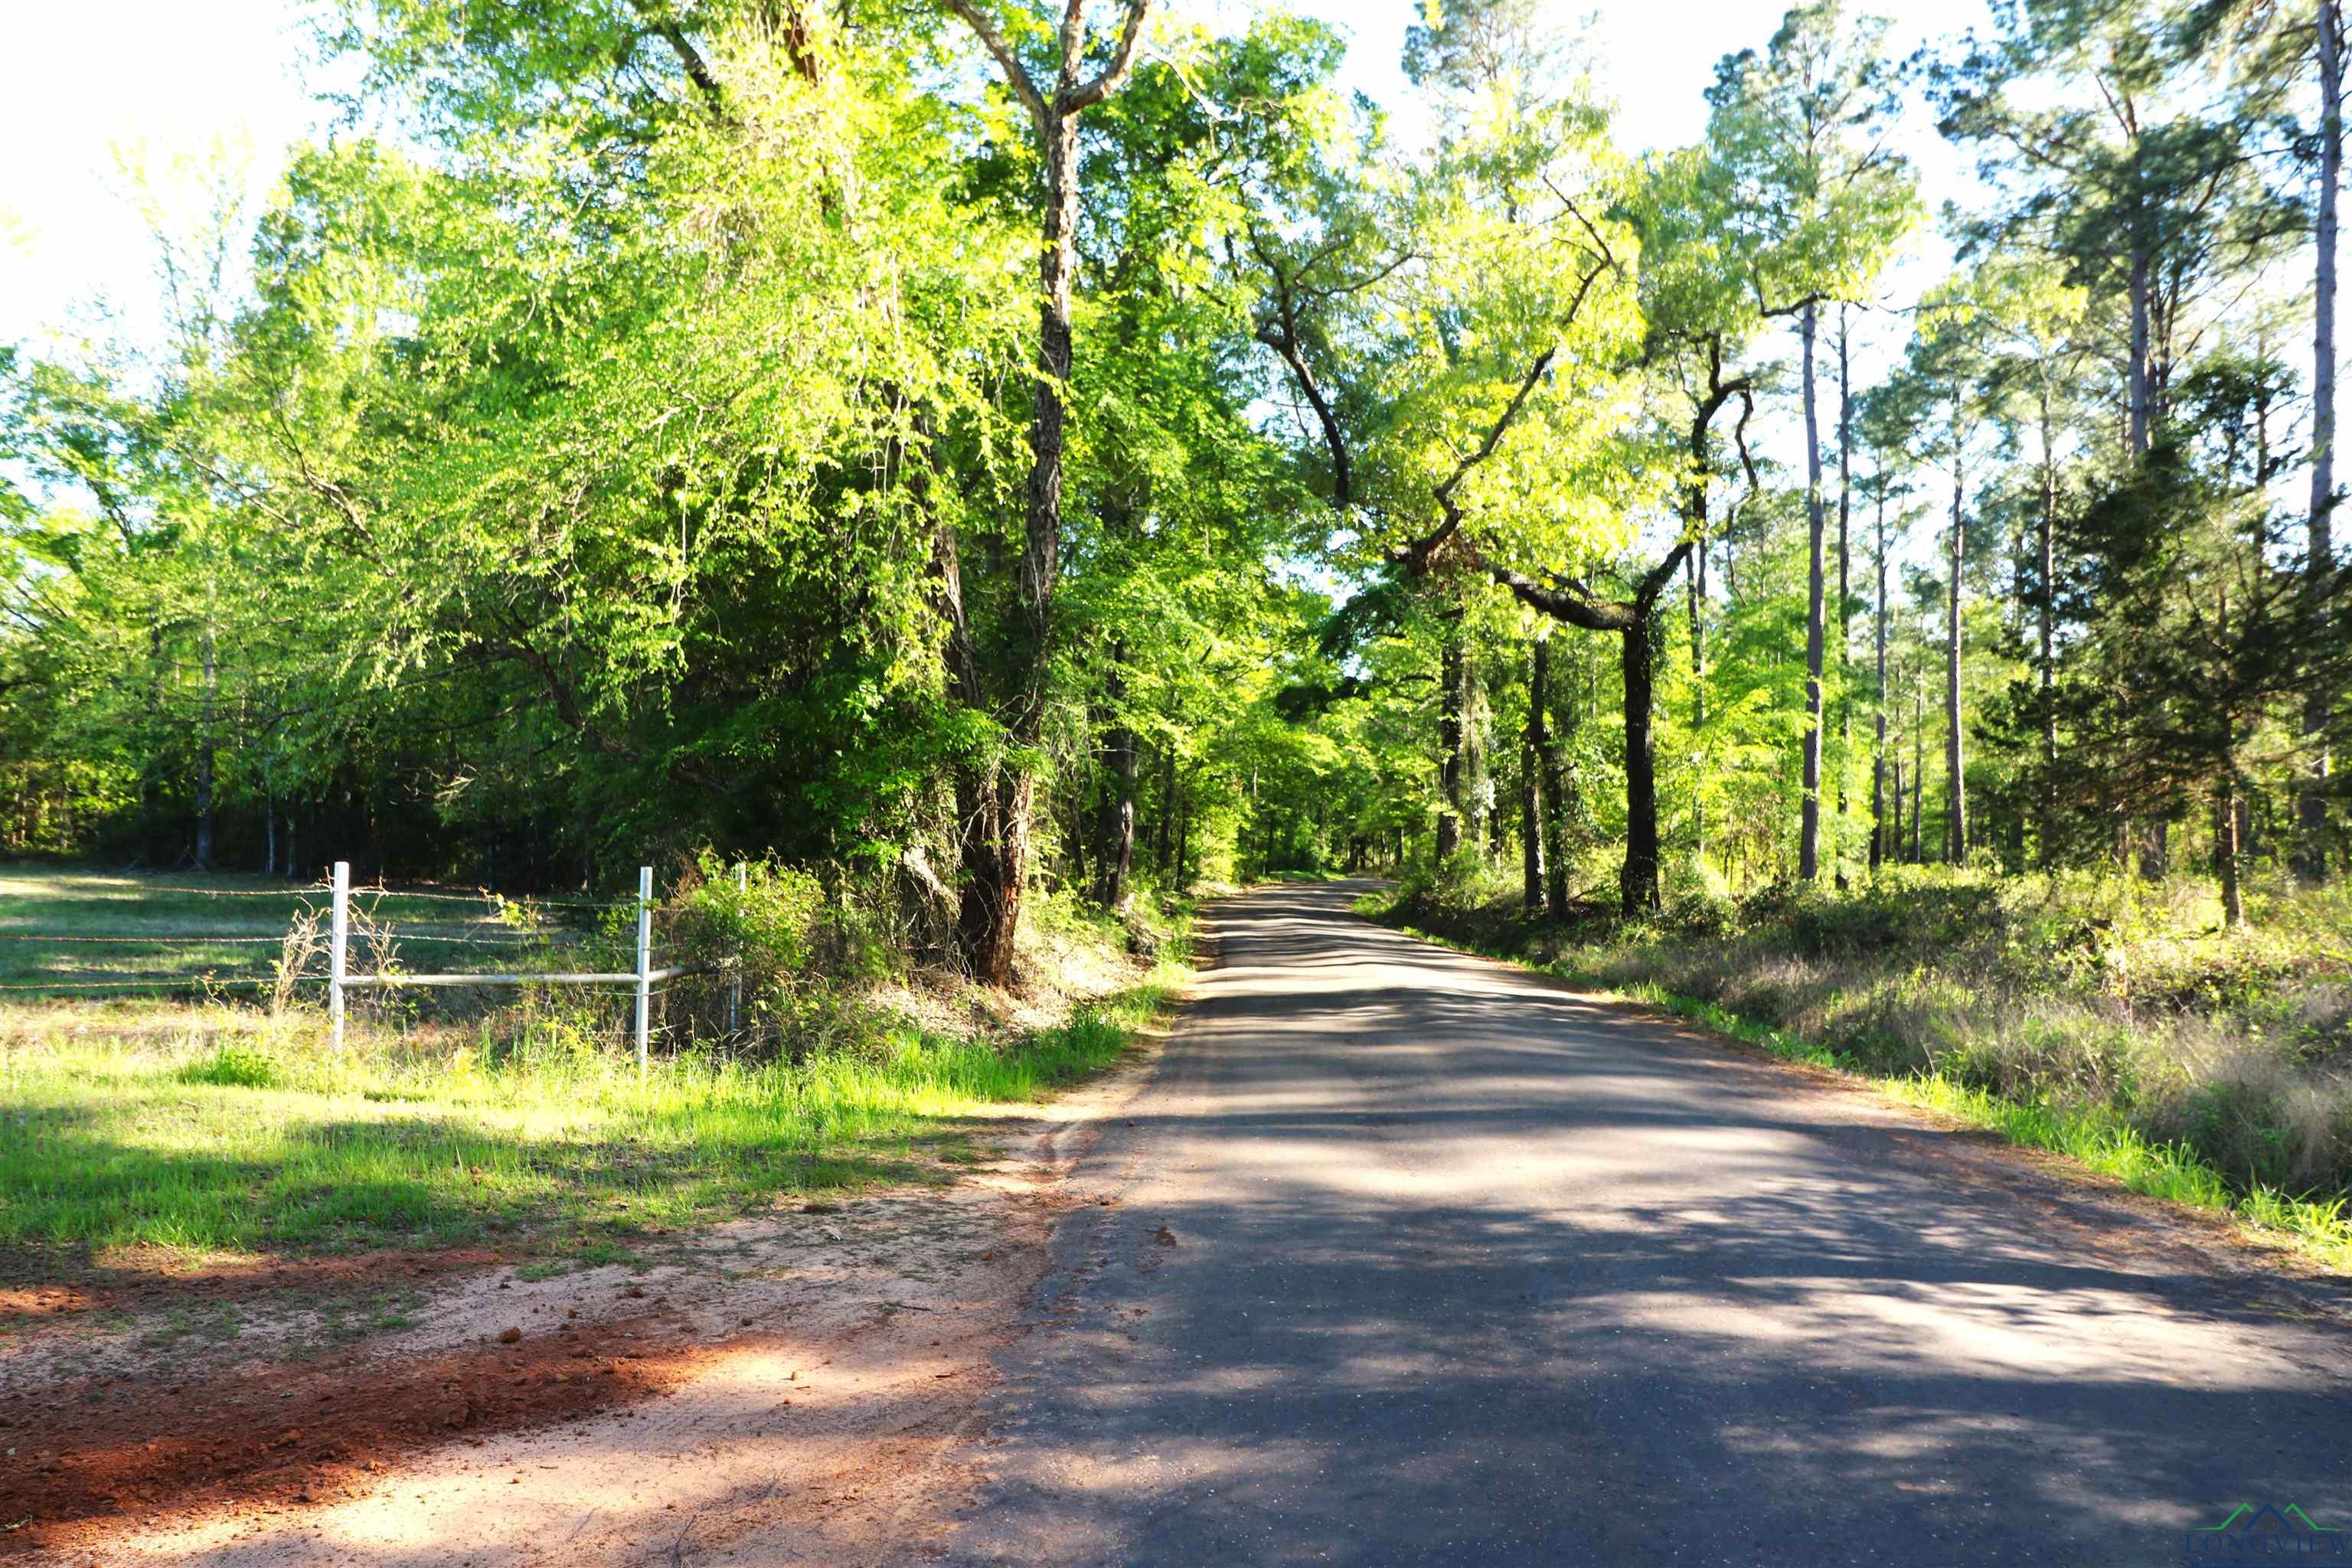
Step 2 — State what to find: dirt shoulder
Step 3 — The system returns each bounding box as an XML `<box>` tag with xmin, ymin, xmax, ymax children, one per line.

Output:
<box><xmin>5</xmin><ymin>1021</ymin><xmax>1177</xmax><ymax>1567</ymax></box>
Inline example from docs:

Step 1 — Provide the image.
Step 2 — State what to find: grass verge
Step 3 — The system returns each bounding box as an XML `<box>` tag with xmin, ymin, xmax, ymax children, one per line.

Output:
<box><xmin>1383</xmin><ymin>912</ymin><xmax>2352</xmax><ymax>1276</ymax></box>
<box><xmin>0</xmin><ymin>958</ymin><xmax>1187</xmax><ymax>1267</ymax></box>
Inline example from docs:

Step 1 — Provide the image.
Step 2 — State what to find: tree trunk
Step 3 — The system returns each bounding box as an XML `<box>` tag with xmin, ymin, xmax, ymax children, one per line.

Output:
<box><xmin>2128</xmin><ymin>230</ymin><xmax>2152</xmax><ymax>456</ymax></box>
<box><xmin>1911</xmin><ymin>674</ymin><xmax>1926</xmax><ymax>864</ymax></box>
<box><xmin>939</xmin><ymin>135</ymin><xmax>1074</xmax><ymax>981</ymax></box>
<box><xmin>1521</xmin><ymin>642</ymin><xmax>1544</xmax><ymax>912</ymax></box>
<box><xmin>2304</xmin><ymin>0</ymin><xmax>2344</xmax><ymax>884</ymax></box>
<box><xmin>1094</xmin><ymin>652</ymin><xmax>1136</xmax><ymax>908</ymax></box>
<box><xmin>1437</xmin><ymin>612</ymin><xmax>1465</xmax><ymax>862</ymax></box>
<box><xmin>1622</xmin><ymin>620</ymin><xmax>1664</xmax><ymax>915</ymax></box>
<box><xmin>954</xmin><ymin>765</ymin><xmax>1035</xmax><ymax>988</ymax></box>
<box><xmin>1486</xmin><ymin>550</ymin><xmax>1687</xmax><ymax>920</ymax></box>
<box><xmin>1534</xmin><ymin>637</ymin><xmax>1568</xmax><ymax>917</ymax></box>
<box><xmin>1153</xmin><ymin>743</ymin><xmax>1175</xmax><ymax>873</ymax></box>
<box><xmin>1871</xmin><ymin>485</ymin><xmax>1889</xmax><ymax>873</ymax></box>
<box><xmin>140</xmin><ymin>620</ymin><xmax>164</xmax><ymax>860</ymax></box>
<box><xmin>933</xmin><ymin>3</ymin><xmax>1152</xmax><ymax>983</ymax></box>
<box><xmin>1798</xmin><ymin>300</ymin><xmax>1826</xmax><ymax>881</ymax></box>
<box><xmin>1066</xmin><ymin>784</ymin><xmax>1089</xmax><ymax>889</ymax></box>
<box><xmin>1890</xmin><ymin>756</ymin><xmax>1903</xmax><ymax>868</ymax></box>
<box><xmin>2220</xmin><ymin>778</ymin><xmax>2244</xmax><ymax>926</ymax></box>
<box><xmin>1688</xmin><ymin>538</ymin><xmax>1707</xmax><ymax>864</ymax></box>
<box><xmin>2038</xmin><ymin>388</ymin><xmax>2060</xmax><ymax>870</ymax></box>
<box><xmin>1174</xmin><ymin>771</ymin><xmax>1192</xmax><ymax>888</ymax></box>
<box><xmin>949</xmin><ymin>109</ymin><xmax>1083</xmax><ymax>984</ymax></box>
<box><xmin>1835</xmin><ymin>308</ymin><xmax>1853</xmax><ymax>885</ymax></box>
<box><xmin>194</xmin><ymin>620</ymin><xmax>217</xmax><ymax>873</ymax></box>
<box><xmin>1945</xmin><ymin>452</ymin><xmax>1968</xmax><ymax>867</ymax></box>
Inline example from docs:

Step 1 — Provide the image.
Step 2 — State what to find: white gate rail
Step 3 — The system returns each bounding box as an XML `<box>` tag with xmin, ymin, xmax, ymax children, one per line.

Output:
<box><xmin>328</xmin><ymin>861</ymin><xmax>678</xmax><ymax>1069</ymax></box>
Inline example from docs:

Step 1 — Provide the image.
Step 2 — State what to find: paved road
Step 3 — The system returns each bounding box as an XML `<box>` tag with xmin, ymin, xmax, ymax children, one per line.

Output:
<box><xmin>947</xmin><ymin>883</ymin><xmax>2352</xmax><ymax>1567</ymax></box>
<box><xmin>940</xmin><ymin>888</ymin><xmax>2352</xmax><ymax>1560</ymax></box>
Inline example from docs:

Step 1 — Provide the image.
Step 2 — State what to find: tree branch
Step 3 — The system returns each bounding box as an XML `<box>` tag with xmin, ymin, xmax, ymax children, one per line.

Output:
<box><xmin>627</xmin><ymin>0</ymin><xmax>725</xmax><ymax>111</ymax></box>
<box><xmin>1481</xmin><ymin>557</ymin><xmax>1636</xmax><ymax>631</ymax></box>
<box><xmin>1401</xmin><ymin>345</ymin><xmax>1558</xmax><ymax>573</ymax></box>
<box><xmin>942</xmin><ymin>0</ymin><xmax>1051</xmax><ymax>142</ymax></box>
<box><xmin>1065</xmin><ymin>0</ymin><xmax>1155</xmax><ymax>113</ymax></box>
<box><xmin>1259</xmin><ymin>323</ymin><xmax>1353</xmax><ymax>510</ymax></box>
<box><xmin>1635</xmin><ymin>538</ymin><xmax>1696</xmax><ymax>610</ymax></box>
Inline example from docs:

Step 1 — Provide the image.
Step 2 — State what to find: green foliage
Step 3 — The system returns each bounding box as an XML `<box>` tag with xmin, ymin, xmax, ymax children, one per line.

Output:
<box><xmin>668</xmin><ymin>854</ymin><xmax>827</xmax><ymax>981</ymax></box>
<box><xmin>178</xmin><ymin>1044</ymin><xmax>279</xmax><ymax>1089</ymax></box>
<box><xmin>1704</xmin><ymin>0</ymin><xmax>1919</xmax><ymax>313</ymax></box>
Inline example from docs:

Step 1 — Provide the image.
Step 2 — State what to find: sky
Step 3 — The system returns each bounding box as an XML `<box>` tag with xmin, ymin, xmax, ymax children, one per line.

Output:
<box><xmin>0</xmin><ymin>0</ymin><xmax>1994</xmax><ymax>361</ymax></box>
<box><xmin>0</xmin><ymin>2</ymin><xmax>338</xmax><ymax>353</ymax></box>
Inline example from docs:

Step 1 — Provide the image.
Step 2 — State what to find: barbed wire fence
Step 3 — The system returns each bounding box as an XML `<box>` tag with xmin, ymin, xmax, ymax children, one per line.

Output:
<box><xmin>0</xmin><ymin>878</ymin><xmax>325</xmax><ymax>1002</ymax></box>
<box><xmin>0</xmin><ymin>864</ymin><xmax>704</xmax><ymax>1068</ymax></box>
<box><xmin>326</xmin><ymin>864</ymin><xmax>691</xmax><ymax>1067</ymax></box>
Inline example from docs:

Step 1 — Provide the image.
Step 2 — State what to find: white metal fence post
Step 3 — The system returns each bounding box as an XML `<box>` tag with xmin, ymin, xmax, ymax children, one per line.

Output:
<box><xmin>329</xmin><ymin>861</ymin><xmax>350</xmax><ymax>1052</ymax></box>
<box><xmin>635</xmin><ymin>865</ymin><xmax>654</xmax><ymax>1073</ymax></box>
<box><xmin>728</xmin><ymin>861</ymin><xmax>746</xmax><ymax>1038</ymax></box>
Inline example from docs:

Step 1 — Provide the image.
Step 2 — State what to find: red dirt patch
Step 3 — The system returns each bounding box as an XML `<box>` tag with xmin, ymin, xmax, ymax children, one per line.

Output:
<box><xmin>0</xmin><ymin>1286</ymin><xmax>102</xmax><ymax>1324</ymax></box>
<box><xmin>2</xmin><ymin>1308</ymin><xmax>706</xmax><ymax>1557</ymax></box>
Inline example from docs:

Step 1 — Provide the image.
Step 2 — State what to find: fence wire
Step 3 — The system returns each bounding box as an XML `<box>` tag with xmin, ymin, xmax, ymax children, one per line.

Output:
<box><xmin>2</xmin><ymin>878</ymin><xmax>650</xmax><ymax>999</ymax></box>
<box><xmin>109</xmin><ymin>882</ymin><xmax>616</xmax><ymax>909</ymax></box>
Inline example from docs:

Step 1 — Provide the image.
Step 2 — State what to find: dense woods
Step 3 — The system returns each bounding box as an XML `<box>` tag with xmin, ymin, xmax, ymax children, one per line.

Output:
<box><xmin>4</xmin><ymin>0</ymin><xmax>2349</xmax><ymax>967</ymax></box>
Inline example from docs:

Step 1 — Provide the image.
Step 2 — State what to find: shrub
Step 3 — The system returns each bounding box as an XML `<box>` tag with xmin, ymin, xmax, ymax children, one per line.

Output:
<box><xmin>662</xmin><ymin>853</ymin><xmax>830</xmax><ymax>1055</ymax></box>
<box><xmin>178</xmin><ymin>1044</ymin><xmax>279</xmax><ymax>1089</ymax></box>
<box><xmin>2174</xmin><ymin>1066</ymin><xmax>2298</xmax><ymax>1192</ymax></box>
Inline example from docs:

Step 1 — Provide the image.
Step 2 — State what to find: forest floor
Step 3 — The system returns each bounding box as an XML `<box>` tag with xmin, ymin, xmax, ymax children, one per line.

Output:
<box><xmin>2</xmin><ymin>999</ymin><xmax>1182</xmax><ymax>1566</ymax></box>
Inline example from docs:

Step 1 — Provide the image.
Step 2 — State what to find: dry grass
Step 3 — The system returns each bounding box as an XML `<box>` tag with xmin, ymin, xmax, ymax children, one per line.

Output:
<box><xmin>1383</xmin><ymin>862</ymin><xmax>2352</xmax><ymax>1200</ymax></box>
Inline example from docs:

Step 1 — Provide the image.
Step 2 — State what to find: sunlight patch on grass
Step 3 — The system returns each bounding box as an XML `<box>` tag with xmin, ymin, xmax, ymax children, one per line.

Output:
<box><xmin>0</xmin><ymin>965</ymin><xmax>1184</xmax><ymax>1263</ymax></box>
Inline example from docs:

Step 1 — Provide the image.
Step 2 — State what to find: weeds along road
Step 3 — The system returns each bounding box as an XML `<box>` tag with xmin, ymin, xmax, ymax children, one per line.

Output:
<box><xmin>947</xmin><ymin>881</ymin><xmax>2352</xmax><ymax>1568</ymax></box>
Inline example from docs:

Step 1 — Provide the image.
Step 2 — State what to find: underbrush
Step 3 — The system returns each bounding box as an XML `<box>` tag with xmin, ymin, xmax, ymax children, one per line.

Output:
<box><xmin>655</xmin><ymin>853</ymin><xmax>1186</xmax><ymax>1059</ymax></box>
<box><xmin>1377</xmin><ymin>859</ymin><xmax>2352</xmax><ymax>1269</ymax></box>
<box><xmin>0</xmin><ymin>865</ymin><xmax>1193</xmax><ymax>1264</ymax></box>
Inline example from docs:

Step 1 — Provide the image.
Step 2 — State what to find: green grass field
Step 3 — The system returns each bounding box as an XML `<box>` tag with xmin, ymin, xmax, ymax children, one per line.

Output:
<box><xmin>0</xmin><ymin>863</ymin><xmax>615</xmax><ymax>998</ymax></box>
<box><xmin>0</xmin><ymin>865</ymin><xmax>1183</xmax><ymax>1267</ymax></box>
<box><xmin>0</xmin><ymin>988</ymin><xmax>1174</xmax><ymax>1263</ymax></box>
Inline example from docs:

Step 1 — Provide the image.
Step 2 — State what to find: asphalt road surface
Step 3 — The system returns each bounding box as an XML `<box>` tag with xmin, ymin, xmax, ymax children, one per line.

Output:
<box><xmin>947</xmin><ymin>882</ymin><xmax>2352</xmax><ymax>1568</ymax></box>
